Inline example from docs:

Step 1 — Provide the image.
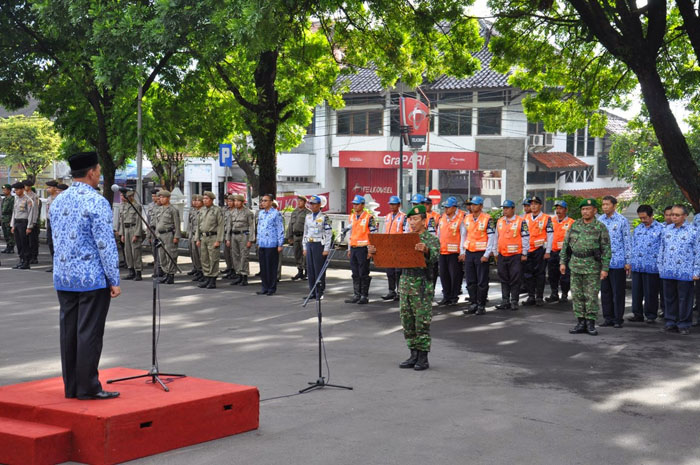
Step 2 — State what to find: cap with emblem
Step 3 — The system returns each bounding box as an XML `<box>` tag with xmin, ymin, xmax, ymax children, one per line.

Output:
<box><xmin>227</xmin><ymin>194</ymin><xmax>237</xmax><ymax>201</ymax></box>
<box><xmin>2</xmin><ymin>184</ymin><xmax>11</xmax><ymax>189</ymax></box>
<box><xmin>158</xmin><ymin>189</ymin><xmax>171</xmax><ymax>197</ymax></box>
<box><xmin>522</xmin><ymin>199</ymin><xmax>531</xmax><ymax>205</ymax></box>
<box><xmin>470</xmin><ymin>196</ymin><xmax>484</xmax><ymax>206</ymax></box>
<box><xmin>410</xmin><ymin>193</ymin><xmax>425</xmax><ymax>204</ymax></box>
<box><xmin>529</xmin><ymin>196</ymin><xmax>542</xmax><ymax>204</ymax></box>
<box><xmin>442</xmin><ymin>196</ymin><xmax>458</xmax><ymax>208</ymax></box>
<box><xmin>203</xmin><ymin>191</ymin><xmax>215</xmax><ymax>200</ymax></box>
<box><xmin>57</xmin><ymin>184</ymin><xmax>69</xmax><ymax>190</ymax></box>
<box><xmin>11</xmin><ymin>182</ymin><xmax>24</xmax><ymax>190</ymax></box>
<box><xmin>501</xmin><ymin>200</ymin><xmax>515</xmax><ymax>208</ymax></box>
<box><xmin>46</xmin><ymin>180</ymin><xmax>58</xmax><ymax>187</ymax></box>
<box><xmin>406</xmin><ymin>204</ymin><xmax>427</xmax><ymax>217</ymax></box>
<box><xmin>351</xmin><ymin>195</ymin><xmax>365</xmax><ymax>204</ymax></box>
<box><xmin>297</xmin><ymin>194</ymin><xmax>307</xmax><ymax>202</ymax></box>
<box><xmin>578</xmin><ymin>198</ymin><xmax>598</xmax><ymax>208</ymax></box>
<box><xmin>68</xmin><ymin>151</ymin><xmax>99</xmax><ymax>171</ymax></box>
<box><xmin>554</xmin><ymin>199</ymin><xmax>568</xmax><ymax>208</ymax></box>
<box><xmin>234</xmin><ymin>194</ymin><xmax>245</xmax><ymax>202</ymax></box>
<box><xmin>192</xmin><ymin>194</ymin><xmax>202</xmax><ymax>201</ymax></box>
<box><xmin>308</xmin><ymin>195</ymin><xmax>321</xmax><ymax>204</ymax></box>
<box><xmin>388</xmin><ymin>195</ymin><xmax>401</xmax><ymax>205</ymax></box>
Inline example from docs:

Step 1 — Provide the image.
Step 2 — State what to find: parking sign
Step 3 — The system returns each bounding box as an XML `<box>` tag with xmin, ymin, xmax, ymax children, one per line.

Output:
<box><xmin>219</xmin><ymin>144</ymin><xmax>233</xmax><ymax>167</ymax></box>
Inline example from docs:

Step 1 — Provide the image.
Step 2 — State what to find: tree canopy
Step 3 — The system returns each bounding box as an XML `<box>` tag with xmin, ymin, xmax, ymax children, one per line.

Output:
<box><xmin>0</xmin><ymin>114</ymin><xmax>61</xmax><ymax>183</ymax></box>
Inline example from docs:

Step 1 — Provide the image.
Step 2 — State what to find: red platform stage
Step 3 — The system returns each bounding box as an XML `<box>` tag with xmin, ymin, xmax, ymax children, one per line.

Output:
<box><xmin>0</xmin><ymin>367</ymin><xmax>259</xmax><ymax>465</ymax></box>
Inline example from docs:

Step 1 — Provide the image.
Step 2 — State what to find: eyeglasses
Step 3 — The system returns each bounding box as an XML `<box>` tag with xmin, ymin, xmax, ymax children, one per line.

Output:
<box><xmin>670</xmin><ymin>213</ymin><xmax>684</xmax><ymax>216</ymax></box>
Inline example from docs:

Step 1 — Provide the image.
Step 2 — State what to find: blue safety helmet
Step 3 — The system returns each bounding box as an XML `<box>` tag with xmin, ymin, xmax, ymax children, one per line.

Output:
<box><xmin>411</xmin><ymin>193</ymin><xmax>425</xmax><ymax>204</ymax></box>
<box><xmin>470</xmin><ymin>196</ymin><xmax>484</xmax><ymax>206</ymax></box>
<box><xmin>554</xmin><ymin>199</ymin><xmax>568</xmax><ymax>208</ymax></box>
<box><xmin>308</xmin><ymin>195</ymin><xmax>322</xmax><ymax>204</ymax></box>
<box><xmin>442</xmin><ymin>196</ymin><xmax>458</xmax><ymax>208</ymax></box>
<box><xmin>351</xmin><ymin>195</ymin><xmax>365</xmax><ymax>204</ymax></box>
<box><xmin>501</xmin><ymin>200</ymin><xmax>515</xmax><ymax>208</ymax></box>
<box><xmin>388</xmin><ymin>195</ymin><xmax>401</xmax><ymax>205</ymax></box>
<box><xmin>522</xmin><ymin>199</ymin><xmax>531</xmax><ymax>205</ymax></box>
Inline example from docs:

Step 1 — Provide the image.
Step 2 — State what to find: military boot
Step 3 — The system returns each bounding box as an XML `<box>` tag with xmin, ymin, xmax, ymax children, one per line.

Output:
<box><xmin>495</xmin><ymin>289</ymin><xmax>511</xmax><ymax>310</ymax></box>
<box><xmin>206</xmin><ymin>277</ymin><xmax>217</xmax><ymax>289</ymax></box>
<box><xmin>358</xmin><ymin>277</ymin><xmax>372</xmax><ymax>304</ymax></box>
<box><xmin>134</xmin><ymin>271</ymin><xmax>142</xmax><ymax>281</ymax></box>
<box><xmin>191</xmin><ymin>271</ymin><xmax>202</xmax><ymax>281</ymax></box>
<box><xmin>413</xmin><ymin>351</ymin><xmax>430</xmax><ymax>371</ymax></box>
<box><xmin>382</xmin><ymin>290</ymin><xmax>397</xmax><ymax>301</ymax></box>
<box><xmin>569</xmin><ymin>318</ymin><xmax>587</xmax><ymax>334</ymax></box>
<box><xmin>344</xmin><ymin>279</ymin><xmax>361</xmax><ymax>304</ymax></box>
<box><xmin>198</xmin><ymin>277</ymin><xmax>210</xmax><ymax>288</ymax></box>
<box><xmin>463</xmin><ymin>303</ymin><xmax>479</xmax><ymax>315</ymax></box>
<box><xmin>545</xmin><ymin>293</ymin><xmax>559</xmax><ymax>303</ymax></box>
<box><xmin>230</xmin><ymin>274</ymin><xmax>243</xmax><ymax>285</ymax></box>
<box><xmin>301</xmin><ymin>269</ymin><xmax>307</xmax><ymax>280</ymax></box>
<box><xmin>560</xmin><ymin>292</ymin><xmax>569</xmax><ymax>304</ymax></box>
<box><xmin>240</xmin><ymin>275</ymin><xmax>249</xmax><ymax>286</ymax></box>
<box><xmin>125</xmin><ymin>268</ymin><xmax>136</xmax><ymax>280</ymax></box>
<box><xmin>187</xmin><ymin>269</ymin><xmax>197</xmax><ymax>276</ymax></box>
<box><xmin>399</xmin><ymin>349</ymin><xmax>418</xmax><ymax>369</ymax></box>
<box><xmin>164</xmin><ymin>274</ymin><xmax>175</xmax><ymax>284</ymax></box>
<box><xmin>586</xmin><ymin>319</ymin><xmax>598</xmax><ymax>336</ymax></box>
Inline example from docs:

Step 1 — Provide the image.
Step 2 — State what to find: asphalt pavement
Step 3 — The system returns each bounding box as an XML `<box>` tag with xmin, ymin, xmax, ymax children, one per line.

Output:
<box><xmin>1</xmin><ymin>246</ymin><xmax>699</xmax><ymax>465</ymax></box>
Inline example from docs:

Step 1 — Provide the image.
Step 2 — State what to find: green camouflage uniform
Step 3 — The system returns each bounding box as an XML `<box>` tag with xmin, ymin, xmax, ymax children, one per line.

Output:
<box><xmin>399</xmin><ymin>230</ymin><xmax>440</xmax><ymax>352</ymax></box>
<box><xmin>560</xmin><ymin>219</ymin><xmax>612</xmax><ymax>320</ymax></box>
<box><xmin>1</xmin><ymin>194</ymin><xmax>15</xmax><ymax>248</ymax></box>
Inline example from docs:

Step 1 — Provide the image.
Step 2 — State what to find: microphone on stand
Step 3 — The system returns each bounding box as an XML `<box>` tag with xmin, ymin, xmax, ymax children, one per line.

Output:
<box><xmin>111</xmin><ymin>184</ymin><xmax>130</xmax><ymax>195</ymax></box>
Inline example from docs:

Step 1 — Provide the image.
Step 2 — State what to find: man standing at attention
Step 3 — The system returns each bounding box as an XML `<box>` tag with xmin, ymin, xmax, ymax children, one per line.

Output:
<box><xmin>287</xmin><ymin>195</ymin><xmax>310</xmax><ymax>281</ymax></box>
<box><xmin>344</xmin><ymin>195</ymin><xmax>377</xmax><ymax>304</ymax></box>
<box><xmin>462</xmin><ymin>196</ymin><xmax>495</xmax><ymax>315</ymax></box>
<box><xmin>627</xmin><ymin>205</ymin><xmax>663</xmax><ymax>323</ymax></box>
<box><xmin>50</xmin><ymin>152</ymin><xmax>121</xmax><ymax>400</ymax></box>
<box><xmin>560</xmin><ymin>199</ymin><xmax>611</xmax><ymax>336</ymax></box>
<box><xmin>10</xmin><ymin>181</ymin><xmax>35</xmax><ymax>269</ymax></box>
<box><xmin>155</xmin><ymin>190</ymin><xmax>181</xmax><ymax>284</ymax></box>
<box><xmin>522</xmin><ymin>196</ymin><xmax>553</xmax><ymax>307</ymax></box>
<box><xmin>195</xmin><ymin>192</ymin><xmax>224</xmax><ymax>289</ymax></box>
<box><xmin>546</xmin><ymin>200</ymin><xmax>575</xmax><ymax>303</ymax></box>
<box><xmin>227</xmin><ymin>194</ymin><xmax>256</xmax><ymax>287</ymax></box>
<box><xmin>118</xmin><ymin>190</ymin><xmax>144</xmax><ymax>281</ymax></box>
<box><xmin>381</xmin><ymin>195</ymin><xmax>405</xmax><ymax>301</ymax></box>
<box><xmin>598</xmin><ymin>195</ymin><xmax>632</xmax><ymax>328</ymax></box>
<box><xmin>303</xmin><ymin>195</ymin><xmax>333</xmax><ymax>299</ymax></box>
<box><xmin>494</xmin><ymin>200</ymin><xmax>529</xmax><ymax>311</ymax></box>
<box><xmin>437</xmin><ymin>196</ymin><xmax>465</xmax><ymax>306</ymax></box>
<box><xmin>256</xmin><ymin>194</ymin><xmax>285</xmax><ymax>296</ymax></box>
<box><xmin>1</xmin><ymin>183</ymin><xmax>15</xmax><ymax>254</ymax></box>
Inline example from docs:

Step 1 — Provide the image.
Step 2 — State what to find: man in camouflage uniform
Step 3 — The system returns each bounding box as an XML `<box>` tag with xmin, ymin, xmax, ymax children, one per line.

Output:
<box><xmin>227</xmin><ymin>194</ymin><xmax>255</xmax><ymax>286</ymax></box>
<box><xmin>287</xmin><ymin>195</ymin><xmax>309</xmax><ymax>281</ymax></box>
<box><xmin>371</xmin><ymin>204</ymin><xmax>439</xmax><ymax>371</ymax></box>
<box><xmin>196</xmin><ymin>191</ymin><xmax>224</xmax><ymax>289</ymax></box>
<box><xmin>117</xmin><ymin>190</ymin><xmax>144</xmax><ymax>281</ymax></box>
<box><xmin>187</xmin><ymin>194</ymin><xmax>204</xmax><ymax>282</ymax></box>
<box><xmin>560</xmin><ymin>199</ymin><xmax>612</xmax><ymax>336</ymax></box>
<box><xmin>155</xmin><ymin>190</ymin><xmax>180</xmax><ymax>284</ymax></box>
<box><xmin>1</xmin><ymin>184</ymin><xmax>15</xmax><ymax>254</ymax></box>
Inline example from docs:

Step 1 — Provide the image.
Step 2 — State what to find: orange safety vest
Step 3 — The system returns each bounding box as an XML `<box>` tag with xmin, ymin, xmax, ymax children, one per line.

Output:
<box><xmin>551</xmin><ymin>216</ymin><xmax>575</xmax><ymax>252</ymax></box>
<box><xmin>425</xmin><ymin>210</ymin><xmax>440</xmax><ymax>234</ymax></box>
<box><xmin>464</xmin><ymin>212</ymin><xmax>491</xmax><ymax>252</ymax></box>
<box><xmin>384</xmin><ymin>211</ymin><xmax>405</xmax><ymax>234</ymax></box>
<box><xmin>497</xmin><ymin>216</ymin><xmax>526</xmax><ymax>256</ymax></box>
<box><xmin>349</xmin><ymin>210</ymin><xmax>372</xmax><ymax>247</ymax></box>
<box><xmin>525</xmin><ymin>212</ymin><xmax>550</xmax><ymax>252</ymax></box>
<box><xmin>438</xmin><ymin>210</ymin><xmax>465</xmax><ymax>254</ymax></box>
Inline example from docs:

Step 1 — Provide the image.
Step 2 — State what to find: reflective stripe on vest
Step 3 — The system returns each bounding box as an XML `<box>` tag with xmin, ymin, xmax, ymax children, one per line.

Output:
<box><xmin>464</xmin><ymin>212</ymin><xmax>491</xmax><ymax>252</ymax></box>
<box><xmin>439</xmin><ymin>210</ymin><xmax>464</xmax><ymax>254</ymax></box>
<box><xmin>525</xmin><ymin>212</ymin><xmax>549</xmax><ymax>252</ymax></box>
<box><xmin>552</xmin><ymin>217</ymin><xmax>575</xmax><ymax>252</ymax></box>
<box><xmin>349</xmin><ymin>211</ymin><xmax>371</xmax><ymax>247</ymax></box>
<box><xmin>497</xmin><ymin>216</ymin><xmax>524</xmax><ymax>256</ymax></box>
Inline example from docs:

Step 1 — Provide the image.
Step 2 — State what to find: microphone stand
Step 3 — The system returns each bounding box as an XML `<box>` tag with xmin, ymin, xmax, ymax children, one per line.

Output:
<box><xmin>107</xmin><ymin>192</ymin><xmax>185</xmax><ymax>391</ymax></box>
<box><xmin>299</xmin><ymin>247</ymin><xmax>353</xmax><ymax>394</ymax></box>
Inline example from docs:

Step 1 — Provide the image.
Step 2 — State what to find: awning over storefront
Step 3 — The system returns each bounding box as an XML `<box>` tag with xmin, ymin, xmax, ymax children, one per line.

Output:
<box><xmin>529</xmin><ymin>152</ymin><xmax>589</xmax><ymax>171</ymax></box>
<box><xmin>339</xmin><ymin>150</ymin><xmax>479</xmax><ymax>171</ymax></box>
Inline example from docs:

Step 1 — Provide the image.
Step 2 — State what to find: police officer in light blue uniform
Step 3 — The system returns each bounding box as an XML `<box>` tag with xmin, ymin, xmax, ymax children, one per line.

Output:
<box><xmin>303</xmin><ymin>195</ymin><xmax>332</xmax><ymax>299</ymax></box>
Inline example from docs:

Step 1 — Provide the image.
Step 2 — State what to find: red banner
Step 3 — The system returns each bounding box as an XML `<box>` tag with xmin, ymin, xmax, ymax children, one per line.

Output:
<box><xmin>339</xmin><ymin>150</ymin><xmax>478</xmax><ymax>171</ymax></box>
<box><xmin>400</xmin><ymin>97</ymin><xmax>429</xmax><ymax>148</ymax></box>
<box><xmin>226</xmin><ymin>182</ymin><xmax>247</xmax><ymax>194</ymax></box>
<box><xmin>276</xmin><ymin>193</ymin><xmax>330</xmax><ymax>212</ymax></box>
<box><xmin>346</xmin><ymin>168</ymin><xmax>397</xmax><ymax>216</ymax></box>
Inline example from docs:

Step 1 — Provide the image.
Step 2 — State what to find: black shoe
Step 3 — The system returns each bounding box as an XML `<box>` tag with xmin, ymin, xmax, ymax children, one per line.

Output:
<box><xmin>187</xmin><ymin>269</ymin><xmax>197</xmax><ymax>276</ymax></box>
<box><xmin>77</xmin><ymin>390</ymin><xmax>120</xmax><ymax>400</ymax></box>
<box><xmin>569</xmin><ymin>318</ymin><xmax>587</xmax><ymax>334</ymax></box>
<box><xmin>463</xmin><ymin>303</ymin><xmax>478</xmax><ymax>315</ymax></box>
<box><xmin>192</xmin><ymin>272</ymin><xmax>202</xmax><ymax>282</ymax></box>
<box><xmin>679</xmin><ymin>327</ymin><xmax>690</xmax><ymax>335</ymax></box>
<box><xmin>292</xmin><ymin>269</ymin><xmax>304</xmax><ymax>281</ymax></box>
<box><xmin>599</xmin><ymin>320</ymin><xmax>614</xmax><ymax>327</ymax></box>
<box><xmin>301</xmin><ymin>271</ymin><xmax>307</xmax><ymax>281</ymax></box>
<box><xmin>544</xmin><ymin>294</ymin><xmax>559</xmax><ymax>303</ymax></box>
<box><xmin>626</xmin><ymin>315</ymin><xmax>645</xmax><ymax>322</ymax></box>
<box><xmin>230</xmin><ymin>275</ymin><xmax>243</xmax><ymax>285</ymax></box>
<box><xmin>12</xmin><ymin>262</ymin><xmax>22</xmax><ymax>269</ymax></box>
<box><xmin>613</xmin><ymin>323</ymin><xmax>623</xmax><ymax>329</ymax></box>
<box><xmin>30</xmin><ymin>258</ymin><xmax>38</xmax><ymax>264</ymax></box>
<box><xmin>383</xmin><ymin>291</ymin><xmax>398</xmax><ymax>301</ymax></box>
<box><xmin>510</xmin><ymin>302</ymin><xmax>519</xmax><ymax>311</ymax></box>
<box><xmin>475</xmin><ymin>306</ymin><xmax>486</xmax><ymax>315</ymax></box>
<box><xmin>661</xmin><ymin>325</ymin><xmax>679</xmax><ymax>333</ymax></box>
<box><xmin>399</xmin><ymin>349</ymin><xmax>418</xmax><ymax>369</ymax></box>
<box><xmin>393</xmin><ymin>293</ymin><xmax>400</xmax><ymax>301</ymax></box>
<box><xmin>560</xmin><ymin>296</ymin><xmax>569</xmax><ymax>304</ymax></box>
<box><xmin>125</xmin><ymin>268</ymin><xmax>135</xmax><ymax>280</ymax></box>
<box><xmin>45</xmin><ymin>267</ymin><xmax>53</xmax><ymax>272</ymax></box>
<box><xmin>19</xmin><ymin>263</ymin><xmax>30</xmax><ymax>269</ymax></box>
<box><xmin>240</xmin><ymin>275</ymin><xmax>249</xmax><ymax>286</ymax></box>
<box><xmin>645</xmin><ymin>319</ymin><xmax>656</xmax><ymax>324</ymax></box>
<box><xmin>358</xmin><ymin>296</ymin><xmax>369</xmax><ymax>305</ymax></box>
<box><xmin>198</xmin><ymin>278</ymin><xmax>211</xmax><ymax>288</ymax></box>
<box><xmin>134</xmin><ymin>271</ymin><xmax>142</xmax><ymax>281</ymax></box>
<box><xmin>256</xmin><ymin>290</ymin><xmax>268</xmax><ymax>295</ymax></box>
<box><xmin>535</xmin><ymin>298</ymin><xmax>545</xmax><ymax>307</ymax></box>
<box><xmin>522</xmin><ymin>298</ymin><xmax>537</xmax><ymax>306</ymax></box>
<box><xmin>266</xmin><ymin>291</ymin><xmax>275</xmax><ymax>296</ymax></box>
<box><xmin>446</xmin><ymin>299</ymin><xmax>458</xmax><ymax>306</ymax></box>
<box><xmin>495</xmin><ymin>302</ymin><xmax>511</xmax><ymax>310</ymax></box>
<box><xmin>437</xmin><ymin>298</ymin><xmax>450</xmax><ymax>306</ymax></box>
<box><xmin>413</xmin><ymin>351</ymin><xmax>429</xmax><ymax>371</ymax></box>
<box><xmin>206</xmin><ymin>278</ymin><xmax>216</xmax><ymax>289</ymax></box>
<box><xmin>586</xmin><ymin>320</ymin><xmax>598</xmax><ymax>336</ymax></box>
<box><xmin>345</xmin><ymin>295</ymin><xmax>360</xmax><ymax>304</ymax></box>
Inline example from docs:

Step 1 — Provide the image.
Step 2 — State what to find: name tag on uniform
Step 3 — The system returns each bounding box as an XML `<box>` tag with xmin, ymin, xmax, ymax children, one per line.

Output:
<box><xmin>361</xmin><ymin>219</ymin><xmax>366</xmax><ymax>226</ymax></box>
<box><xmin>478</xmin><ymin>222</ymin><xmax>485</xmax><ymax>231</ymax></box>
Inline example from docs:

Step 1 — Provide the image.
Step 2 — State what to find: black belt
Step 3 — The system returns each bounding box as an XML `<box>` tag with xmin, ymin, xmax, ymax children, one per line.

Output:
<box><xmin>202</xmin><ymin>231</ymin><xmax>217</xmax><ymax>237</ymax></box>
<box><xmin>232</xmin><ymin>230</ymin><xmax>249</xmax><ymax>235</ymax></box>
<box><xmin>293</xmin><ymin>232</ymin><xmax>303</xmax><ymax>237</ymax></box>
<box><xmin>14</xmin><ymin>218</ymin><xmax>28</xmax><ymax>223</ymax></box>
<box><xmin>158</xmin><ymin>228</ymin><xmax>175</xmax><ymax>234</ymax></box>
<box><xmin>572</xmin><ymin>250</ymin><xmax>596</xmax><ymax>258</ymax></box>
<box><xmin>124</xmin><ymin>223</ymin><xmax>135</xmax><ymax>227</ymax></box>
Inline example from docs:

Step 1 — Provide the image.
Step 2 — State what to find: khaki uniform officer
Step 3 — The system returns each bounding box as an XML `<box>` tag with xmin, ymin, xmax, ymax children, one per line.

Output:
<box><xmin>146</xmin><ymin>191</ymin><xmax>162</xmax><ymax>276</ymax></box>
<box><xmin>222</xmin><ymin>196</ymin><xmax>236</xmax><ymax>278</ymax></box>
<box><xmin>118</xmin><ymin>191</ymin><xmax>144</xmax><ymax>281</ymax></box>
<box><xmin>287</xmin><ymin>195</ymin><xmax>309</xmax><ymax>281</ymax></box>
<box><xmin>155</xmin><ymin>190</ymin><xmax>180</xmax><ymax>284</ymax></box>
<box><xmin>227</xmin><ymin>194</ymin><xmax>255</xmax><ymax>286</ymax></box>
<box><xmin>196</xmin><ymin>191</ymin><xmax>224</xmax><ymax>289</ymax></box>
<box><xmin>188</xmin><ymin>194</ymin><xmax>204</xmax><ymax>282</ymax></box>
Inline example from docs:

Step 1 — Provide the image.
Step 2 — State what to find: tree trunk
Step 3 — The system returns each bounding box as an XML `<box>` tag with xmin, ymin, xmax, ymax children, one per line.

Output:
<box><xmin>251</xmin><ymin>50</ymin><xmax>280</xmax><ymax>197</ymax></box>
<box><xmin>87</xmin><ymin>88</ymin><xmax>116</xmax><ymax>204</ymax></box>
<box><xmin>635</xmin><ymin>67</ymin><xmax>700</xmax><ymax>212</ymax></box>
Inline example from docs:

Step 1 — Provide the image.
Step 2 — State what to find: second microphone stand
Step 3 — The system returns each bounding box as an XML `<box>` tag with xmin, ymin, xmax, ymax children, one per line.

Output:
<box><xmin>107</xmin><ymin>191</ymin><xmax>185</xmax><ymax>392</ymax></box>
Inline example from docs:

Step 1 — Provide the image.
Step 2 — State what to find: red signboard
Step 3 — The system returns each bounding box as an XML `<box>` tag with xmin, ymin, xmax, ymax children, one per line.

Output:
<box><xmin>226</xmin><ymin>182</ymin><xmax>247</xmax><ymax>194</ymax></box>
<box><xmin>276</xmin><ymin>192</ymin><xmax>330</xmax><ymax>212</ymax></box>
<box><xmin>346</xmin><ymin>168</ymin><xmax>397</xmax><ymax>216</ymax></box>
<box><xmin>339</xmin><ymin>150</ymin><xmax>478</xmax><ymax>171</ymax></box>
<box><xmin>400</xmin><ymin>97</ymin><xmax>429</xmax><ymax>148</ymax></box>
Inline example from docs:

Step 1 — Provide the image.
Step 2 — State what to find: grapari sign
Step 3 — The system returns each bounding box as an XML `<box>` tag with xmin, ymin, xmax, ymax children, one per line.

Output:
<box><xmin>339</xmin><ymin>150</ymin><xmax>478</xmax><ymax>171</ymax></box>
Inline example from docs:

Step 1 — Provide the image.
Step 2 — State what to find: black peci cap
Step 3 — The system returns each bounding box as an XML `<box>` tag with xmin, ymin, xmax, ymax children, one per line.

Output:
<box><xmin>68</xmin><ymin>152</ymin><xmax>99</xmax><ymax>171</ymax></box>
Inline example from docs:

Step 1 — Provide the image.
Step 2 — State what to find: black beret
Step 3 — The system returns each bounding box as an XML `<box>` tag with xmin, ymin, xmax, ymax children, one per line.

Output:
<box><xmin>46</xmin><ymin>180</ymin><xmax>59</xmax><ymax>187</ymax></box>
<box><xmin>22</xmin><ymin>179</ymin><xmax>34</xmax><ymax>187</ymax></box>
<box><xmin>11</xmin><ymin>182</ymin><xmax>25</xmax><ymax>189</ymax></box>
<box><xmin>68</xmin><ymin>151</ymin><xmax>99</xmax><ymax>171</ymax></box>
<box><xmin>57</xmin><ymin>183</ymin><xmax>70</xmax><ymax>190</ymax></box>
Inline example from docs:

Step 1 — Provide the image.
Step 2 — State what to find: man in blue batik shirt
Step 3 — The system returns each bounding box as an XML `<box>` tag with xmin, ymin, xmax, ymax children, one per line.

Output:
<box><xmin>694</xmin><ymin>213</ymin><xmax>700</xmax><ymax>325</ymax></box>
<box><xmin>255</xmin><ymin>194</ymin><xmax>285</xmax><ymax>296</ymax></box>
<box><xmin>657</xmin><ymin>205</ymin><xmax>700</xmax><ymax>335</ymax></box>
<box><xmin>598</xmin><ymin>195</ymin><xmax>632</xmax><ymax>328</ymax></box>
<box><xmin>50</xmin><ymin>152</ymin><xmax>121</xmax><ymax>400</ymax></box>
<box><xmin>627</xmin><ymin>205</ymin><xmax>663</xmax><ymax>323</ymax></box>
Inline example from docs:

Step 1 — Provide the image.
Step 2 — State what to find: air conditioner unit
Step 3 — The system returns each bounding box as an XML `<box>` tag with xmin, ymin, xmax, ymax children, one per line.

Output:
<box><xmin>529</xmin><ymin>134</ymin><xmax>544</xmax><ymax>147</ymax></box>
<box><xmin>543</xmin><ymin>132</ymin><xmax>554</xmax><ymax>146</ymax></box>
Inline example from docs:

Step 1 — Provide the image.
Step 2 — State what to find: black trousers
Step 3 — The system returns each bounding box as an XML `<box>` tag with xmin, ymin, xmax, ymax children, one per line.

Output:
<box><xmin>663</xmin><ymin>279</ymin><xmax>694</xmax><ymax>329</ymax></box>
<box><xmin>57</xmin><ymin>287</ymin><xmax>111</xmax><ymax>398</ymax></box>
<box><xmin>47</xmin><ymin>221</ymin><xmax>54</xmax><ymax>257</ymax></box>
<box><xmin>350</xmin><ymin>246</ymin><xmax>370</xmax><ymax>280</ymax></box>
<box><xmin>601</xmin><ymin>267</ymin><xmax>627</xmax><ymax>324</ymax></box>
<box><xmin>497</xmin><ymin>254</ymin><xmax>522</xmax><ymax>304</ymax></box>
<box><xmin>547</xmin><ymin>250</ymin><xmax>570</xmax><ymax>295</ymax></box>
<box><xmin>386</xmin><ymin>268</ymin><xmax>402</xmax><ymax>292</ymax></box>
<box><xmin>524</xmin><ymin>247</ymin><xmax>547</xmax><ymax>299</ymax></box>
<box><xmin>258</xmin><ymin>247</ymin><xmax>279</xmax><ymax>293</ymax></box>
<box><xmin>439</xmin><ymin>253</ymin><xmax>461</xmax><ymax>301</ymax></box>
<box><xmin>631</xmin><ymin>271</ymin><xmax>659</xmax><ymax>320</ymax></box>
<box><xmin>465</xmin><ymin>250</ymin><xmax>489</xmax><ymax>306</ymax></box>
<box><xmin>13</xmin><ymin>219</ymin><xmax>30</xmax><ymax>263</ymax></box>
<box><xmin>29</xmin><ymin>222</ymin><xmax>39</xmax><ymax>259</ymax></box>
<box><xmin>306</xmin><ymin>242</ymin><xmax>326</xmax><ymax>296</ymax></box>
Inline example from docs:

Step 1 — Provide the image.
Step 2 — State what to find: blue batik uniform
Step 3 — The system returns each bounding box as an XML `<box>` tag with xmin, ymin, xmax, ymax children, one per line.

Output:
<box><xmin>598</xmin><ymin>212</ymin><xmax>631</xmax><ymax>269</ymax></box>
<box><xmin>50</xmin><ymin>182</ymin><xmax>120</xmax><ymax>291</ymax></box>
<box><xmin>256</xmin><ymin>207</ymin><xmax>285</xmax><ymax>294</ymax></box>
<box><xmin>657</xmin><ymin>222</ymin><xmax>700</xmax><ymax>329</ymax></box>
<box><xmin>598</xmin><ymin>211</ymin><xmax>632</xmax><ymax>325</ymax></box>
<box><xmin>630</xmin><ymin>220</ymin><xmax>664</xmax><ymax>320</ymax></box>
